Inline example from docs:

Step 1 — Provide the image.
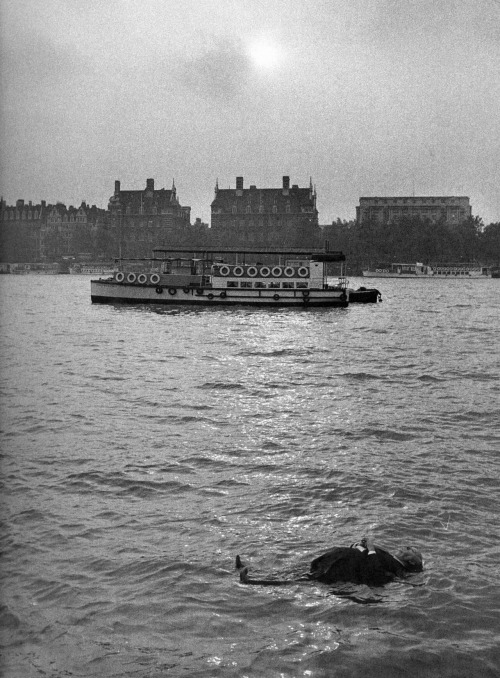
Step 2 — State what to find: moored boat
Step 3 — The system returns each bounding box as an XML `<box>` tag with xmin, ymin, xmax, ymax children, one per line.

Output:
<box><xmin>362</xmin><ymin>262</ymin><xmax>491</xmax><ymax>278</ymax></box>
<box><xmin>362</xmin><ymin>262</ymin><xmax>432</xmax><ymax>278</ymax></box>
<box><xmin>9</xmin><ymin>263</ymin><xmax>65</xmax><ymax>274</ymax></box>
<box><xmin>429</xmin><ymin>263</ymin><xmax>491</xmax><ymax>277</ymax></box>
<box><xmin>70</xmin><ymin>263</ymin><xmax>117</xmax><ymax>275</ymax></box>
<box><xmin>91</xmin><ymin>247</ymin><xmax>348</xmax><ymax>307</ymax></box>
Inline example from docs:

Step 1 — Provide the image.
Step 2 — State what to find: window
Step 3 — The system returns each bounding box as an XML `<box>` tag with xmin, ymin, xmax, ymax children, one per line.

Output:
<box><xmin>227</xmin><ymin>281</ymin><xmax>238</xmax><ymax>288</ymax></box>
<box><xmin>246</xmin><ymin>205</ymin><xmax>251</xmax><ymax>213</ymax></box>
<box><xmin>272</xmin><ymin>205</ymin><xmax>278</xmax><ymax>213</ymax></box>
<box><xmin>269</xmin><ymin>282</ymin><xmax>280</xmax><ymax>289</ymax></box>
<box><xmin>232</xmin><ymin>205</ymin><xmax>237</xmax><ymax>214</ymax></box>
<box><xmin>241</xmin><ymin>281</ymin><xmax>252</xmax><ymax>288</ymax></box>
<box><xmin>283</xmin><ymin>282</ymin><xmax>294</xmax><ymax>289</ymax></box>
<box><xmin>254</xmin><ymin>281</ymin><xmax>267</xmax><ymax>288</ymax></box>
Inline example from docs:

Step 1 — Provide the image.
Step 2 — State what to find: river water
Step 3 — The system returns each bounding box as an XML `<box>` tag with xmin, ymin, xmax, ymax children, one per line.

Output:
<box><xmin>0</xmin><ymin>275</ymin><xmax>499</xmax><ymax>677</ymax></box>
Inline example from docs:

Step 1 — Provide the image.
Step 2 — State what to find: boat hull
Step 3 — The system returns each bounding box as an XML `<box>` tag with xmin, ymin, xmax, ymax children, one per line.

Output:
<box><xmin>90</xmin><ymin>280</ymin><xmax>348</xmax><ymax>307</ymax></box>
<box><xmin>349</xmin><ymin>288</ymin><xmax>381</xmax><ymax>303</ymax></box>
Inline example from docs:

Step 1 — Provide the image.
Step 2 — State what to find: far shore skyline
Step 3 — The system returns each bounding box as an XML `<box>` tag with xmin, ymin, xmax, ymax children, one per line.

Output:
<box><xmin>1</xmin><ymin>1</ymin><xmax>499</xmax><ymax>225</ymax></box>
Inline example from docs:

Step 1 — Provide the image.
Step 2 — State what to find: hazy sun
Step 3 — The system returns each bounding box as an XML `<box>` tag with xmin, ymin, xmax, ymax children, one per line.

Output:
<box><xmin>248</xmin><ymin>39</ymin><xmax>283</xmax><ymax>69</ymax></box>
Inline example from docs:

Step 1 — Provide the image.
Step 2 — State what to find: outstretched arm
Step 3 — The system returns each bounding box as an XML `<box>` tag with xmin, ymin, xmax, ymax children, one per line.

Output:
<box><xmin>235</xmin><ymin>555</ymin><xmax>306</xmax><ymax>586</ymax></box>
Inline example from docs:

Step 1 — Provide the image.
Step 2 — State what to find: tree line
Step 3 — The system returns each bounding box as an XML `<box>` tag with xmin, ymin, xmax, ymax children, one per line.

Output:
<box><xmin>1</xmin><ymin>210</ymin><xmax>499</xmax><ymax>272</ymax></box>
<box><xmin>321</xmin><ymin>216</ymin><xmax>500</xmax><ymax>274</ymax></box>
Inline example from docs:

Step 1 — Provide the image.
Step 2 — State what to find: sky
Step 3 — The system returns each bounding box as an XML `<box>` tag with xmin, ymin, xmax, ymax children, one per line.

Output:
<box><xmin>1</xmin><ymin>0</ymin><xmax>499</xmax><ymax>225</ymax></box>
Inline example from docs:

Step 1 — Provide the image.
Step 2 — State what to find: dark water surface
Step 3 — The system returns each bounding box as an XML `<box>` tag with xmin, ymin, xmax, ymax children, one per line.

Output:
<box><xmin>1</xmin><ymin>275</ymin><xmax>499</xmax><ymax>677</ymax></box>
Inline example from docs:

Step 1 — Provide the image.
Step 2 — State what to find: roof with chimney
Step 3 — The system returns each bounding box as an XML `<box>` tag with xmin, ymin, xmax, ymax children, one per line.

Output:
<box><xmin>109</xmin><ymin>178</ymin><xmax>181</xmax><ymax>212</ymax></box>
<box><xmin>211</xmin><ymin>176</ymin><xmax>317</xmax><ymax>214</ymax></box>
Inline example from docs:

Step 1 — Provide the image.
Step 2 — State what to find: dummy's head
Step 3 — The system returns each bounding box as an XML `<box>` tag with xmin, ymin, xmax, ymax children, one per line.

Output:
<box><xmin>396</xmin><ymin>546</ymin><xmax>423</xmax><ymax>572</ymax></box>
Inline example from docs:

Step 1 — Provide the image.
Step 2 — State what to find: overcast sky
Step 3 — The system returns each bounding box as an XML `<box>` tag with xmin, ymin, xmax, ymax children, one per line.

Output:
<box><xmin>1</xmin><ymin>0</ymin><xmax>499</xmax><ymax>224</ymax></box>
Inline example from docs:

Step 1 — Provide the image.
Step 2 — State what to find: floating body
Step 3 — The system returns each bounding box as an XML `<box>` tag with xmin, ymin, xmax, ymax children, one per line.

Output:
<box><xmin>236</xmin><ymin>542</ymin><xmax>423</xmax><ymax>587</ymax></box>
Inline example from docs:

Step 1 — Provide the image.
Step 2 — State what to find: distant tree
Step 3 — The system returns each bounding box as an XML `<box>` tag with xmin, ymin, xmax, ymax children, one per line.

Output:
<box><xmin>478</xmin><ymin>222</ymin><xmax>500</xmax><ymax>264</ymax></box>
<box><xmin>450</xmin><ymin>216</ymin><xmax>483</xmax><ymax>261</ymax></box>
<box><xmin>93</xmin><ymin>224</ymin><xmax>117</xmax><ymax>258</ymax></box>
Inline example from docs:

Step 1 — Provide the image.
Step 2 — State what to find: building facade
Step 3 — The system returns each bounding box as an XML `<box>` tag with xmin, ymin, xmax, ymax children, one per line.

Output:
<box><xmin>108</xmin><ymin>178</ymin><xmax>191</xmax><ymax>257</ymax></box>
<box><xmin>356</xmin><ymin>196</ymin><xmax>472</xmax><ymax>226</ymax></box>
<box><xmin>1</xmin><ymin>198</ymin><xmax>48</xmax><ymax>262</ymax></box>
<box><xmin>210</xmin><ymin>176</ymin><xmax>321</xmax><ymax>247</ymax></box>
<box><xmin>0</xmin><ymin>198</ymin><xmax>109</xmax><ymax>262</ymax></box>
<box><xmin>42</xmin><ymin>202</ymin><xmax>108</xmax><ymax>259</ymax></box>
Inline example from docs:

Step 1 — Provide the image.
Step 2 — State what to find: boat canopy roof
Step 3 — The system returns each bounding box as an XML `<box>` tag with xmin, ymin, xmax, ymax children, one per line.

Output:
<box><xmin>152</xmin><ymin>247</ymin><xmax>345</xmax><ymax>262</ymax></box>
<box><xmin>310</xmin><ymin>253</ymin><xmax>346</xmax><ymax>262</ymax></box>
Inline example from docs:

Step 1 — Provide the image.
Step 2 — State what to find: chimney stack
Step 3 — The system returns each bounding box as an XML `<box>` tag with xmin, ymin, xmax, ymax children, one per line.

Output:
<box><xmin>236</xmin><ymin>176</ymin><xmax>244</xmax><ymax>190</ymax></box>
<box><xmin>283</xmin><ymin>176</ymin><xmax>290</xmax><ymax>189</ymax></box>
<box><xmin>115</xmin><ymin>180</ymin><xmax>121</xmax><ymax>194</ymax></box>
<box><xmin>146</xmin><ymin>178</ymin><xmax>154</xmax><ymax>191</ymax></box>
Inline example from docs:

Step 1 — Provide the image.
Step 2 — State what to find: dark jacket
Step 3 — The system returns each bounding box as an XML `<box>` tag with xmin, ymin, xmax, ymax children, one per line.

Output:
<box><xmin>308</xmin><ymin>546</ymin><xmax>408</xmax><ymax>586</ymax></box>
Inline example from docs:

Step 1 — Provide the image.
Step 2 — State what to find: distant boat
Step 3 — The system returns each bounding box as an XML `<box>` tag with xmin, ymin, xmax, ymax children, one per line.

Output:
<box><xmin>362</xmin><ymin>262</ymin><xmax>491</xmax><ymax>278</ymax></box>
<box><xmin>9</xmin><ymin>263</ymin><xmax>65</xmax><ymax>275</ymax></box>
<box><xmin>429</xmin><ymin>263</ymin><xmax>491</xmax><ymax>278</ymax></box>
<box><xmin>69</xmin><ymin>263</ymin><xmax>116</xmax><ymax>275</ymax></box>
<box><xmin>91</xmin><ymin>247</ymin><xmax>349</xmax><ymax>307</ymax></box>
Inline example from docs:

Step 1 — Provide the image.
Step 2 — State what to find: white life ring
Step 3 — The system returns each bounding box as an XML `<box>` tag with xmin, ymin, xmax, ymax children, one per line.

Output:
<box><xmin>115</xmin><ymin>272</ymin><xmax>125</xmax><ymax>282</ymax></box>
<box><xmin>260</xmin><ymin>266</ymin><xmax>271</xmax><ymax>277</ymax></box>
<box><xmin>284</xmin><ymin>267</ymin><xmax>295</xmax><ymax>277</ymax></box>
<box><xmin>233</xmin><ymin>266</ymin><xmax>244</xmax><ymax>277</ymax></box>
<box><xmin>137</xmin><ymin>273</ymin><xmax>147</xmax><ymax>284</ymax></box>
<box><xmin>271</xmin><ymin>266</ymin><xmax>283</xmax><ymax>277</ymax></box>
<box><xmin>298</xmin><ymin>267</ymin><xmax>309</xmax><ymax>277</ymax></box>
<box><xmin>127</xmin><ymin>272</ymin><xmax>137</xmax><ymax>283</ymax></box>
<box><xmin>150</xmin><ymin>273</ymin><xmax>160</xmax><ymax>284</ymax></box>
<box><xmin>247</xmin><ymin>266</ymin><xmax>258</xmax><ymax>277</ymax></box>
<box><xmin>219</xmin><ymin>265</ymin><xmax>230</xmax><ymax>276</ymax></box>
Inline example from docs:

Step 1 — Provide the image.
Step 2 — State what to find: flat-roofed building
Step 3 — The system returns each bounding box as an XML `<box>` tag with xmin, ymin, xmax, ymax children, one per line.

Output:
<box><xmin>356</xmin><ymin>196</ymin><xmax>472</xmax><ymax>226</ymax></box>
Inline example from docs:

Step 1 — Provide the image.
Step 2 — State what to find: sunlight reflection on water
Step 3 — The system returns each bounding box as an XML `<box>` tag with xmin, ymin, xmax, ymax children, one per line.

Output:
<box><xmin>0</xmin><ymin>276</ymin><xmax>499</xmax><ymax>677</ymax></box>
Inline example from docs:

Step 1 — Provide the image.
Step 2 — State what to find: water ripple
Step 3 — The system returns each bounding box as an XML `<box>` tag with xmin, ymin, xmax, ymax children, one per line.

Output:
<box><xmin>0</xmin><ymin>276</ymin><xmax>499</xmax><ymax>677</ymax></box>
